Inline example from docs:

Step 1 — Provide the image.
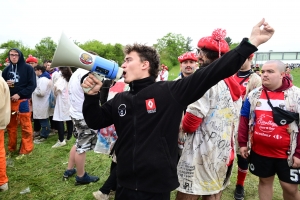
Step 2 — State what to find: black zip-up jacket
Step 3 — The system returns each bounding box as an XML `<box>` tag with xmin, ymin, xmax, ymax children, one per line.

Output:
<box><xmin>83</xmin><ymin>38</ymin><xmax>257</xmax><ymax>193</ymax></box>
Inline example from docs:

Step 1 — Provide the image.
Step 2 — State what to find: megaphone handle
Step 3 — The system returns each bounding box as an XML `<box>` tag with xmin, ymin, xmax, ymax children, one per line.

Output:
<box><xmin>81</xmin><ymin>72</ymin><xmax>105</xmax><ymax>94</ymax></box>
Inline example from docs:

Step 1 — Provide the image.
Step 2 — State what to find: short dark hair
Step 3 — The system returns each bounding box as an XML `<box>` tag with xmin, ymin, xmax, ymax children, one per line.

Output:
<box><xmin>201</xmin><ymin>48</ymin><xmax>225</xmax><ymax>61</ymax></box>
<box><xmin>124</xmin><ymin>43</ymin><xmax>160</xmax><ymax>78</ymax></box>
<box><xmin>34</xmin><ymin>65</ymin><xmax>46</xmax><ymax>73</ymax></box>
<box><xmin>43</xmin><ymin>60</ymin><xmax>52</xmax><ymax>64</ymax></box>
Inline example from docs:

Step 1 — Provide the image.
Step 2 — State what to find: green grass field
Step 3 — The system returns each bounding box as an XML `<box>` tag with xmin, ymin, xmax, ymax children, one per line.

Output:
<box><xmin>1</xmin><ymin>68</ymin><xmax>299</xmax><ymax>200</ymax></box>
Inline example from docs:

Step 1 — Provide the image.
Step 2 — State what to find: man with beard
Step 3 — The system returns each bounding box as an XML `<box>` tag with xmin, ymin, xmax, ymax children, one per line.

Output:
<box><xmin>176</xmin><ymin>28</ymin><xmax>243</xmax><ymax>200</ymax></box>
<box><xmin>82</xmin><ymin>19</ymin><xmax>274</xmax><ymax>200</ymax></box>
<box><xmin>232</xmin><ymin>53</ymin><xmax>262</xmax><ymax>200</ymax></box>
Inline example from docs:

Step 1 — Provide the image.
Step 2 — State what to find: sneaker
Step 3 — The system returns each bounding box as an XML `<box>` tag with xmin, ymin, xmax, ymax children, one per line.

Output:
<box><xmin>63</xmin><ymin>168</ymin><xmax>77</xmax><ymax>180</ymax></box>
<box><xmin>75</xmin><ymin>172</ymin><xmax>99</xmax><ymax>186</ymax></box>
<box><xmin>34</xmin><ymin>137</ymin><xmax>47</xmax><ymax>144</ymax></box>
<box><xmin>34</xmin><ymin>135</ymin><xmax>42</xmax><ymax>140</ymax></box>
<box><xmin>52</xmin><ymin>140</ymin><xmax>66</xmax><ymax>148</ymax></box>
<box><xmin>33</xmin><ymin>131</ymin><xmax>40</xmax><ymax>138</ymax></box>
<box><xmin>0</xmin><ymin>183</ymin><xmax>8</xmax><ymax>192</ymax></box>
<box><xmin>234</xmin><ymin>184</ymin><xmax>245</xmax><ymax>200</ymax></box>
<box><xmin>93</xmin><ymin>190</ymin><xmax>109</xmax><ymax>200</ymax></box>
<box><xmin>16</xmin><ymin>152</ymin><xmax>32</xmax><ymax>160</ymax></box>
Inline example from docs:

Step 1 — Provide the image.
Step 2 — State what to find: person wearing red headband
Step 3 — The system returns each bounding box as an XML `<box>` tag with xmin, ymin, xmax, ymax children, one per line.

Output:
<box><xmin>232</xmin><ymin>53</ymin><xmax>262</xmax><ymax>200</ymax></box>
<box><xmin>176</xmin><ymin>52</ymin><xmax>198</xmax><ymax>80</ymax></box>
<box><xmin>26</xmin><ymin>55</ymin><xmax>38</xmax><ymax>67</ymax></box>
<box><xmin>176</xmin><ymin>28</ymin><xmax>243</xmax><ymax>200</ymax></box>
<box><xmin>175</xmin><ymin>52</ymin><xmax>198</xmax><ymax>161</ymax></box>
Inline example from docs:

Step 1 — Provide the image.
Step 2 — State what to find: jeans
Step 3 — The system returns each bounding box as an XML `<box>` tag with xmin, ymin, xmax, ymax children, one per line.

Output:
<box><xmin>39</xmin><ymin>119</ymin><xmax>50</xmax><ymax>138</ymax></box>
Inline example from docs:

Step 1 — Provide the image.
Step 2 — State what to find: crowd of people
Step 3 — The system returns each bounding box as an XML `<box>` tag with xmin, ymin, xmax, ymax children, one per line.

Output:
<box><xmin>0</xmin><ymin>18</ymin><xmax>300</xmax><ymax>200</ymax></box>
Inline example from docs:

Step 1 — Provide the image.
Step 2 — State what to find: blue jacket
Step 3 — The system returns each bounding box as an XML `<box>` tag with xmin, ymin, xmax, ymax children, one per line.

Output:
<box><xmin>2</xmin><ymin>48</ymin><xmax>36</xmax><ymax>98</ymax></box>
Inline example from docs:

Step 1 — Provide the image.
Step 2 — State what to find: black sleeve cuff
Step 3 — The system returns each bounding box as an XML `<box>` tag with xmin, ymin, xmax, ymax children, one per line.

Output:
<box><xmin>84</xmin><ymin>93</ymin><xmax>101</xmax><ymax>103</ymax></box>
<box><xmin>234</xmin><ymin>38</ymin><xmax>258</xmax><ymax>59</ymax></box>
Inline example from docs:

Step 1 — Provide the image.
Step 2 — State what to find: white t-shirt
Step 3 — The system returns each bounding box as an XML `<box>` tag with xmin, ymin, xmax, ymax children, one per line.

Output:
<box><xmin>68</xmin><ymin>68</ymin><xmax>89</xmax><ymax>119</ymax></box>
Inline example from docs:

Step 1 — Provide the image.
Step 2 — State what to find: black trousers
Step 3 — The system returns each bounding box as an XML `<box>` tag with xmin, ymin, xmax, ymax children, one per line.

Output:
<box><xmin>49</xmin><ymin>116</ymin><xmax>57</xmax><ymax>130</ymax></box>
<box><xmin>115</xmin><ymin>186</ymin><xmax>170</xmax><ymax>200</ymax></box>
<box><xmin>56</xmin><ymin>120</ymin><xmax>73</xmax><ymax>142</ymax></box>
<box><xmin>33</xmin><ymin>118</ymin><xmax>41</xmax><ymax>132</ymax></box>
<box><xmin>100</xmin><ymin>161</ymin><xmax>117</xmax><ymax>194</ymax></box>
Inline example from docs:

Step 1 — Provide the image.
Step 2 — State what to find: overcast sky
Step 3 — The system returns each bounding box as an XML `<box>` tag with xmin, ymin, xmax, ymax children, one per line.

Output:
<box><xmin>1</xmin><ymin>0</ymin><xmax>299</xmax><ymax>53</ymax></box>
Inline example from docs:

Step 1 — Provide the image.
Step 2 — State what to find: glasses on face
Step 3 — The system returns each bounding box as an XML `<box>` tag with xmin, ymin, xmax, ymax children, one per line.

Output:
<box><xmin>196</xmin><ymin>48</ymin><xmax>206</xmax><ymax>57</ymax></box>
<box><xmin>9</xmin><ymin>54</ymin><xmax>19</xmax><ymax>57</ymax></box>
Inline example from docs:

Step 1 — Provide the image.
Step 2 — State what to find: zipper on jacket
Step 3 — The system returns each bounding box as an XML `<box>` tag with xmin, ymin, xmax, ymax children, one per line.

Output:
<box><xmin>132</xmin><ymin>94</ymin><xmax>138</xmax><ymax>190</ymax></box>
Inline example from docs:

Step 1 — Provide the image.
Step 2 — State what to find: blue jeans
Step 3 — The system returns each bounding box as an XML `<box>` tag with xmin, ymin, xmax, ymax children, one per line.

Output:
<box><xmin>39</xmin><ymin>119</ymin><xmax>50</xmax><ymax>138</ymax></box>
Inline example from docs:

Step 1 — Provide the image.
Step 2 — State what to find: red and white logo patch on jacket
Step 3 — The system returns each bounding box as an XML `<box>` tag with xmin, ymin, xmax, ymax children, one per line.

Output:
<box><xmin>145</xmin><ymin>98</ymin><xmax>156</xmax><ymax>114</ymax></box>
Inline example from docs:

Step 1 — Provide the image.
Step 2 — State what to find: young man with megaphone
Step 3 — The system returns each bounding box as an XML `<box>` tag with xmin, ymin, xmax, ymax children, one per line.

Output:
<box><xmin>81</xmin><ymin>19</ymin><xmax>274</xmax><ymax>200</ymax></box>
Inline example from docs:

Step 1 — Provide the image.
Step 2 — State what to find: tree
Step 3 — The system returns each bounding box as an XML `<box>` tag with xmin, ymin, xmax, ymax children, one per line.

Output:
<box><xmin>225</xmin><ymin>37</ymin><xmax>232</xmax><ymax>47</ymax></box>
<box><xmin>154</xmin><ymin>33</ymin><xmax>187</xmax><ymax>68</ymax></box>
<box><xmin>35</xmin><ymin>37</ymin><xmax>57</xmax><ymax>62</ymax></box>
<box><xmin>185</xmin><ymin>37</ymin><xmax>193</xmax><ymax>52</ymax></box>
<box><xmin>0</xmin><ymin>40</ymin><xmax>35</xmax><ymax>68</ymax></box>
<box><xmin>230</xmin><ymin>42</ymin><xmax>240</xmax><ymax>50</ymax></box>
<box><xmin>79</xmin><ymin>40</ymin><xmax>124</xmax><ymax>65</ymax></box>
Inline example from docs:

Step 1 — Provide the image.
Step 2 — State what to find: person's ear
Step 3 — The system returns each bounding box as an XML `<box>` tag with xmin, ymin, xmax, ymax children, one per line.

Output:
<box><xmin>142</xmin><ymin>61</ymin><xmax>150</xmax><ymax>69</ymax></box>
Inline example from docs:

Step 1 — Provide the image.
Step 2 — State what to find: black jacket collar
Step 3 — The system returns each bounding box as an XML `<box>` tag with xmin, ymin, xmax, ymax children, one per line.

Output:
<box><xmin>129</xmin><ymin>76</ymin><xmax>156</xmax><ymax>94</ymax></box>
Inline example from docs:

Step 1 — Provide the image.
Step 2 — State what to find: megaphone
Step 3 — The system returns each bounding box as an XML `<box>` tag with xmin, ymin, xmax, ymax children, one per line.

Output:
<box><xmin>52</xmin><ymin>32</ymin><xmax>123</xmax><ymax>93</ymax></box>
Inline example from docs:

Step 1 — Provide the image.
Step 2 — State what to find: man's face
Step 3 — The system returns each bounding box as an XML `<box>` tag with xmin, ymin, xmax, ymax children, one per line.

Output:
<box><xmin>9</xmin><ymin>50</ymin><xmax>19</xmax><ymax>64</ymax></box>
<box><xmin>286</xmin><ymin>67</ymin><xmax>291</xmax><ymax>74</ymax></box>
<box><xmin>28</xmin><ymin>62</ymin><xmax>38</xmax><ymax>67</ymax></box>
<box><xmin>240</xmin><ymin>58</ymin><xmax>252</xmax><ymax>71</ymax></box>
<box><xmin>34</xmin><ymin>69</ymin><xmax>42</xmax><ymax>76</ymax></box>
<box><xmin>261</xmin><ymin>63</ymin><xmax>285</xmax><ymax>90</ymax></box>
<box><xmin>45</xmin><ymin>62</ymin><xmax>51</xmax><ymax>71</ymax></box>
<box><xmin>121</xmin><ymin>51</ymin><xmax>147</xmax><ymax>83</ymax></box>
<box><xmin>196</xmin><ymin>48</ymin><xmax>212</xmax><ymax>67</ymax></box>
<box><xmin>180</xmin><ymin>60</ymin><xmax>197</xmax><ymax>76</ymax></box>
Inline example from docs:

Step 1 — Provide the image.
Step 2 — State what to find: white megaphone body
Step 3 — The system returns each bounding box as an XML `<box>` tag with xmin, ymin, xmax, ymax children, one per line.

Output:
<box><xmin>52</xmin><ymin>32</ymin><xmax>123</xmax><ymax>93</ymax></box>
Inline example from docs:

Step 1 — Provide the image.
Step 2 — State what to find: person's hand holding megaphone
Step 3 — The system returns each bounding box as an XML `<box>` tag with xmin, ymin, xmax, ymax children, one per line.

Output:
<box><xmin>81</xmin><ymin>73</ymin><xmax>103</xmax><ymax>95</ymax></box>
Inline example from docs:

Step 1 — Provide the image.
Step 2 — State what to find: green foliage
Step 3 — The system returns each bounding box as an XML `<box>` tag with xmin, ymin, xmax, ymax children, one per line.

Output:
<box><xmin>79</xmin><ymin>41</ymin><xmax>124</xmax><ymax>65</ymax></box>
<box><xmin>291</xmin><ymin>68</ymin><xmax>300</xmax><ymax>87</ymax></box>
<box><xmin>0</xmin><ymin>40</ymin><xmax>36</xmax><ymax>70</ymax></box>
<box><xmin>168</xmin><ymin>64</ymin><xmax>181</xmax><ymax>80</ymax></box>
<box><xmin>35</xmin><ymin>37</ymin><xmax>57</xmax><ymax>63</ymax></box>
<box><xmin>154</xmin><ymin>33</ymin><xmax>188</xmax><ymax>69</ymax></box>
<box><xmin>225</xmin><ymin>36</ymin><xmax>232</xmax><ymax>47</ymax></box>
<box><xmin>1</xmin><ymin>130</ymin><xmax>286</xmax><ymax>199</ymax></box>
<box><xmin>230</xmin><ymin>42</ymin><xmax>240</xmax><ymax>50</ymax></box>
<box><xmin>185</xmin><ymin>37</ymin><xmax>194</xmax><ymax>52</ymax></box>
